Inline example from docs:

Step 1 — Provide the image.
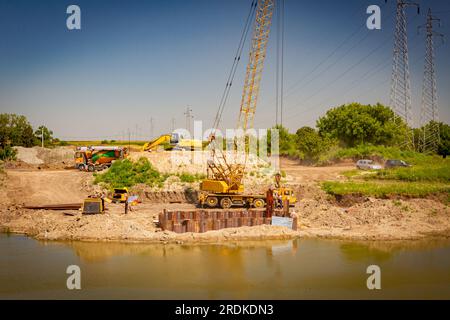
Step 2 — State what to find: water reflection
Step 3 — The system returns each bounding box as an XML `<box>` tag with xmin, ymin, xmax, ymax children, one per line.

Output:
<box><xmin>1</xmin><ymin>234</ymin><xmax>450</xmax><ymax>299</ymax></box>
<box><xmin>339</xmin><ymin>238</ymin><xmax>450</xmax><ymax>263</ymax></box>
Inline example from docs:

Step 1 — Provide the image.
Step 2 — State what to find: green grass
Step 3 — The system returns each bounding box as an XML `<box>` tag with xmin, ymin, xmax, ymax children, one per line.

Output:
<box><xmin>374</xmin><ymin>164</ymin><xmax>450</xmax><ymax>183</ymax></box>
<box><xmin>322</xmin><ymin>181</ymin><xmax>450</xmax><ymax>198</ymax></box>
<box><xmin>177</xmin><ymin>172</ymin><xmax>205</xmax><ymax>183</ymax></box>
<box><xmin>342</xmin><ymin>169</ymin><xmax>380</xmax><ymax>179</ymax></box>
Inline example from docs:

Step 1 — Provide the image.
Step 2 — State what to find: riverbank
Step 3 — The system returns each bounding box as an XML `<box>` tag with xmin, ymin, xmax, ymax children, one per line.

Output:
<box><xmin>0</xmin><ymin>156</ymin><xmax>449</xmax><ymax>243</ymax></box>
<box><xmin>1</xmin><ymin>197</ymin><xmax>449</xmax><ymax>243</ymax></box>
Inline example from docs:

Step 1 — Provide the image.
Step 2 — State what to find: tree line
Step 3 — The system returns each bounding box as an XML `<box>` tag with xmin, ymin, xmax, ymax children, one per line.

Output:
<box><xmin>273</xmin><ymin>103</ymin><xmax>449</xmax><ymax>163</ymax></box>
<box><xmin>0</xmin><ymin>113</ymin><xmax>56</xmax><ymax>160</ymax></box>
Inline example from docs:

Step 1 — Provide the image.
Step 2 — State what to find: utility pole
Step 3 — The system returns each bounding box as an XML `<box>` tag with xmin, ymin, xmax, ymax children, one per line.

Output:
<box><xmin>150</xmin><ymin>117</ymin><xmax>154</xmax><ymax>139</ymax></box>
<box><xmin>419</xmin><ymin>8</ymin><xmax>444</xmax><ymax>153</ymax></box>
<box><xmin>390</xmin><ymin>0</ymin><xmax>420</xmax><ymax>150</ymax></box>
<box><xmin>171</xmin><ymin>117</ymin><xmax>175</xmax><ymax>132</ymax></box>
<box><xmin>128</xmin><ymin>128</ymin><xmax>130</xmax><ymax>150</ymax></box>
<box><xmin>184</xmin><ymin>106</ymin><xmax>193</xmax><ymax>134</ymax></box>
<box><xmin>41</xmin><ymin>127</ymin><xmax>44</xmax><ymax>148</ymax></box>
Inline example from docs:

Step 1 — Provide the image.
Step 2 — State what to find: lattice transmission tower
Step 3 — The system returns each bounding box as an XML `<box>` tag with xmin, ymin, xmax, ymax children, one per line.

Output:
<box><xmin>419</xmin><ymin>8</ymin><xmax>444</xmax><ymax>153</ymax></box>
<box><xmin>390</xmin><ymin>0</ymin><xmax>419</xmax><ymax>150</ymax></box>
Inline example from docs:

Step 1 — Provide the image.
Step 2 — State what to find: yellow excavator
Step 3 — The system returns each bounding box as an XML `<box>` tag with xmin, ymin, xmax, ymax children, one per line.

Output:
<box><xmin>142</xmin><ymin>132</ymin><xmax>204</xmax><ymax>152</ymax></box>
<box><xmin>142</xmin><ymin>134</ymin><xmax>171</xmax><ymax>152</ymax></box>
<box><xmin>199</xmin><ymin>0</ymin><xmax>276</xmax><ymax>209</ymax></box>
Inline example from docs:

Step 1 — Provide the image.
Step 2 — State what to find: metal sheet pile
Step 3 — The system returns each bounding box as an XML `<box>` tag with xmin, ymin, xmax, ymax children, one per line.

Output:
<box><xmin>159</xmin><ymin>209</ymin><xmax>275</xmax><ymax>234</ymax></box>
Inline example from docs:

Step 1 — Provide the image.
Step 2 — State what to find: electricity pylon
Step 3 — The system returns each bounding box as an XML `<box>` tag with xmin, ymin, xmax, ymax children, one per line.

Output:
<box><xmin>419</xmin><ymin>8</ymin><xmax>444</xmax><ymax>153</ymax></box>
<box><xmin>390</xmin><ymin>0</ymin><xmax>419</xmax><ymax>150</ymax></box>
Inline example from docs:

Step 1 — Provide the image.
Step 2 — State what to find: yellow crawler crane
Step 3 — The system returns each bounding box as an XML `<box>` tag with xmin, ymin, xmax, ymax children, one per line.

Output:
<box><xmin>199</xmin><ymin>0</ymin><xmax>275</xmax><ymax>209</ymax></box>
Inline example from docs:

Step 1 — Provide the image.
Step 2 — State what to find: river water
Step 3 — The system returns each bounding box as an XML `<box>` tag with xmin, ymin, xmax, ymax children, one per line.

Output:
<box><xmin>0</xmin><ymin>234</ymin><xmax>449</xmax><ymax>299</ymax></box>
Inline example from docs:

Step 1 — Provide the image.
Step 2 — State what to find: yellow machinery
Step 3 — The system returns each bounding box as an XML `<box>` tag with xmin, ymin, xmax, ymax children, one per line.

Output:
<box><xmin>82</xmin><ymin>198</ymin><xmax>105</xmax><ymax>214</ymax></box>
<box><xmin>74</xmin><ymin>146</ymin><xmax>127</xmax><ymax>172</ymax></box>
<box><xmin>111</xmin><ymin>187</ymin><xmax>129</xmax><ymax>203</ymax></box>
<box><xmin>199</xmin><ymin>0</ymin><xmax>275</xmax><ymax>209</ymax></box>
<box><xmin>274</xmin><ymin>187</ymin><xmax>297</xmax><ymax>206</ymax></box>
<box><xmin>143</xmin><ymin>132</ymin><xmax>204</xmax><ymax>152</ymax></box>
<box><xmin>274</xmin><ymin>173</ymin><xmax>297</xmax><ymax>206</ymax></box>
<box><xmin>142</xmin><ymin>134</ymin><xmax>171</xmax><ymax>152</ymax></box>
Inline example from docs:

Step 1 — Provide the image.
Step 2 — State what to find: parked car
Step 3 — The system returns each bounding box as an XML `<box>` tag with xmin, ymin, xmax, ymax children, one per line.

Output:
<box><xmin>385</xmin><ymin>159</ymin><xmax>410</xmax><ymax>169</ymax></box>
<box><xmin>356</xmin><ymin>159</ymin><xmax>382</xmax><ymax>170</ymax></box>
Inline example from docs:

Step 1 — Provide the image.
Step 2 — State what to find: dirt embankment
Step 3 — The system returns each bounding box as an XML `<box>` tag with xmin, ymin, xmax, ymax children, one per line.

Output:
<box><xmin>0</xmin><ymin>154</ymin><xmax>449</xmax><ymax>243</ymax></box>
<box><xmin>282</xmin><ymin>158</ymin><xmax>450</xmax><ymax>240</ymax></box>
<box><xmin>10</xmin><ymin>146</ymin><xmax>75</xmax><ymax>170</ymax></box>
<box><xmin>4</xmin><ymin>170</ymin><xmax>90</xmax><ymax>206</ymax></box>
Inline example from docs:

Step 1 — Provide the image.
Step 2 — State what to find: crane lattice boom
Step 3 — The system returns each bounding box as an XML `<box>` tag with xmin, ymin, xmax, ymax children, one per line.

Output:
<box><xmin>238</xmin><ymin>0</ymin><xmax>275</xmax><ymax>131</ymax></box>
<box><xmin>204</xmin><ymin>0</ymin><xmax>275</xmax><ymax>194</ymax></box>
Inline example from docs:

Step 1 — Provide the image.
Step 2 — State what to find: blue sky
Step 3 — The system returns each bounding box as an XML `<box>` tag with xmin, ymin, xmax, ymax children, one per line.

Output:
<box><xmin>0</xmin><ymin>0</ymin><xmax>449</xmax><ymax>140</ymax></box>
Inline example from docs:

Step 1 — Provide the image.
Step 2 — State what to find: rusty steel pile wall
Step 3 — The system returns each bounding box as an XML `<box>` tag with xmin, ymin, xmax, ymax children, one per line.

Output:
<box><xmin>159</xmin><ymin>209</ymin><xmax>276</xmax><ymax>234</ymax></box>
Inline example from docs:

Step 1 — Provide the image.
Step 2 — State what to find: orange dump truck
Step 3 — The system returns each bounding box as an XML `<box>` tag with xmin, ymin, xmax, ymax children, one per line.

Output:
<box><xmin>74</xmin><ymin>146</ymin><xmax>128</xmax><ymax>172</ymax></box>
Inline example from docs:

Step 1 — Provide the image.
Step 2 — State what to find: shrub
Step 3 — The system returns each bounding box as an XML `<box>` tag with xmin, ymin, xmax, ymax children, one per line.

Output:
<box><xmin>94</xmin><ymin>157</ymin><xmax>167</xmax><ymax>188</ymax></box>
<box><xmin>178</xmin><ymin>172</ymin><xmax>206</xmax><ymax>183</ymax></box>
<box><xmin>0</xmin><ymin>146</ymin><xmax>17</xmax><ymax>161</ymax></box>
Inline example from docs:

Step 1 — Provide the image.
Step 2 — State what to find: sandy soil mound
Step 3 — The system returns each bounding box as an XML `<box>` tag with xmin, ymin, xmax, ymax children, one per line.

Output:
<box><xmin>131</xmin><ymin>151</ymin><xmax>274</xmax><ymax>173</ymax></box>
<box><xmin>5</xmin><ymin>170</ymin><xmax>90</xmax><ymax>206</ymax></box>
<box><xmin>14</xmin><ymin>146</ymin><xmax>74</xmax><ymax>169</ymax></box>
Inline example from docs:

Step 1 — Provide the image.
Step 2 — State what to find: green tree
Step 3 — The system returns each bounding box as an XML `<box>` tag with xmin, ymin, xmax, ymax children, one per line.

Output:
<box><xmin>0</xmin><ymin>113</ymin><xmax>35</xmax><ymax>148</ymax></box>
<box><xmin>295</xmin><ymin>126</ymin><xmax>332</xmax><ymax>162</ymax></box>
<box><xmin>316</xmin><ymin>103</ymin><xmax>406</xmax><ymax>147</ymax></box>
<box><xmin>34</xmin><ymin>126</ymin><xmax>54</xmax><ymax>147</ymax></box>
<box><xmin>268</xmin><ymin>125</ymin><xmax>297</xmax><ymax>156</ymax></box>
<box><xmin>437</xmin><ymin>122</ymin><xmax>450</xmax><ymax>158</ymax></box>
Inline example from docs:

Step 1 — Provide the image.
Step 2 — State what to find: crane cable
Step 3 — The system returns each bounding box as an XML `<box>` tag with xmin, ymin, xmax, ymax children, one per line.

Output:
<box><xmin>211</xmin><ymin>0</ymin><xmax>257</xmax><ymax>134</ymax></box>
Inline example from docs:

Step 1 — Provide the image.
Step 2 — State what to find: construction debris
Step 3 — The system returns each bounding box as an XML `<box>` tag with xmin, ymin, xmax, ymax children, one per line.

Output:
<box><xmin>24</xmin><ymin>203</ymin><xmax>82</xmax><ymax>210</ymax></box>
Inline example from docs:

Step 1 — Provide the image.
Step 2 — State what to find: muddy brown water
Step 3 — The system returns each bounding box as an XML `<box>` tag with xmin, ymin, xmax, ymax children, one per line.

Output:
<box><xmin>0</xmin><ymin>234</ymin><xmax>449</xmax><ymax>299</ymax></box>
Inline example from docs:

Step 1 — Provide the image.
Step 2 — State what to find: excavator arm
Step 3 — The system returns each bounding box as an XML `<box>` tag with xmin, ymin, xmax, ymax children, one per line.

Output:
<box><xmin>142</xmin><ymin>134</ymin><xmax>171</xmax><ymax>152</ymax></box>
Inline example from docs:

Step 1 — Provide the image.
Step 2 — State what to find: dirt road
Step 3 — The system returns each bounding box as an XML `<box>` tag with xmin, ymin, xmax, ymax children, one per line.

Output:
<box><xmin>280</xmin><ymin>157</ymin><xmax>353</xmax><ymax>185</ymax></box>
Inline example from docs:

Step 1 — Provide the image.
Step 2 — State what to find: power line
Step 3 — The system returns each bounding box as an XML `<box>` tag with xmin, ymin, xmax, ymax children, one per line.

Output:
<box><xmin>281</xmin><ymin>3</ymin><xmax>371</xmax><ymax>100</ymax></box>
<box><xmin>285</xmin><ymin>43</ymin><xmax>429</xmax><ymax>127</ymax></box>
<box><xmin>312</xmin><ymin>32</ymin><xmax>423</xmax><ymax>114</ymax></box>
<box><xmin>211</xmin><ymin>0</ymin><xmax>257</xmax><ymax>132</ymax></box>
<box><xmin>298</xmin><ymin>36</ymin><xmax>392</xmax><ymax>108</ymax></box>
<box><xmin>256</xmin><ymin>3</ymin><xmax>376</xmax><ymax>124</ymax></box>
